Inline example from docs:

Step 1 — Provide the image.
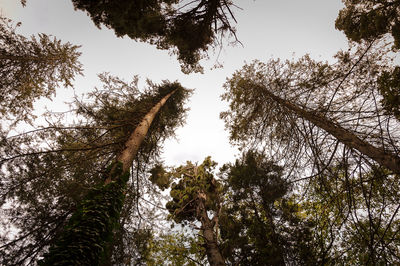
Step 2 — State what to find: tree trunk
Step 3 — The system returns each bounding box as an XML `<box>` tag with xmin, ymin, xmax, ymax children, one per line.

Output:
<box><xmin>40</xmin><ymin>90</ymin><xmax>177</xmax><ymax>265</ymax></box>
<box><xmin>197</xmin><ymin>192</ymin><xmax>225</xmax><ymax>266</ymax></box>
<box><xmin>264</xmin><ymin>89</ymin><xmax>400</xmax><ymax>174</ymax></box>
<box><xmin>106</xmin><ymin>89</ymin><xmax>176</xmax><ymax>182</ymax></box>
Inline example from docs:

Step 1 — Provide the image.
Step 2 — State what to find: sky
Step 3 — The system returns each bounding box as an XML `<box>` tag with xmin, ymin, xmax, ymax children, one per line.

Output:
<box><xmin>0</xmin><ymin>0</ymin><xmax>348</xmax><ymax>167</ymax></box>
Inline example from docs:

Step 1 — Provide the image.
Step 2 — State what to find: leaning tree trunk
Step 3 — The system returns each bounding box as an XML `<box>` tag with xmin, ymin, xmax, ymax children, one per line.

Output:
<box><xmin>264</xmin><ymin>88</ymin><xmax>400</xmax><ymax>174</ymax></box>
<box><xmin>40</xmin><ymin>90</ymin><xmax>176</xmax><ymax>266</ymax></box>
<box><xmin>196</xmin><ymin>192</ymin><xmax>225</xmax><ymax>266</ymax></box>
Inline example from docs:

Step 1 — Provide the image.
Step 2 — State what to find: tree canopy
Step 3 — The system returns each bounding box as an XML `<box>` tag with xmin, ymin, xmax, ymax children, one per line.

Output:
<box><xmin>0</xmin><ymin>74</ymin><xmax>191</xmax><ymax>265</ymax></box>
<box><xmin>70</xmin><ymin>0</ymin><xmax>239</xmax><ymax>73</ymax></box>
<box><xmin>151</xmin><ymin>157</ymin><xmax>225</xmax><ymax>265</ymax></box>
<box><xmin>3</xmin><ymin>1</ymin><xmax>400</xmax><ymax>264</ymax></box>
<box><xmin>336</xmin><ymin>0</ymin><xmax>400</xmax><ymax>48</ymax></box>
<box><xmin>0</xmin><ymin>15</ymin><xmax>82</xmax><ymax>124</ymax></box>
<box><xmin>219</xmin><ymin>151</ymin><xmax>317</xmax><ymax>265</ymax></box>
<box><xmin>221</xmin><ymin>43</ymin><xmax>400</xmax><ymax>264</ymax></box>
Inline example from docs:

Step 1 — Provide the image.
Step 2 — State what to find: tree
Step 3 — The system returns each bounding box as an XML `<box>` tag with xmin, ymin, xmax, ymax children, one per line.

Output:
<box><xmin>302</xmin><ymin>164</ymin><xmax>400</xmax><ymax>264</ymax></box>
<box><xmin>335</xmin><ymin>1</ymin><xmax>400</xmax><ymax>119</ymax></box>
<box><xmin>221</xmin><ymin>45</ymin><xmax>400</xmax><ymax>264</ymax></box>
<box><xmin>219</xmin><ymin>151</ymin><xmax>318</xmax><ymax>265</ymax></box>
<box><xmin>151</xmin><ymin>157</ymin><xmax>226</xmax><ymax>266</ymax></box>
<box><xmin>0</xmin><ymin>15</ymin><xmax>82</xmax><ymax>123</ymax></box>
<box><xmin>335</xmin><ymin>0</ymin><xmax>400</xmax><ymax>48</ymax></box>
<box><xmin>221</xmin><ymin>44</ymin><xmax>400</xmax><ymax>175</ymax></box>
<box><xmin>39</xmin><ymin>82</ymin><xmax>188</xmax><ymax>265</ymax></box>
<box><xmin>0</xmin><ymin>74</ymin><xmax>191</xmax><ymax>265</ymax></box>
<box><xmin>70</xmin><ymin>0</ymin><xmax>239</xmax><ymax>73</ymax></box>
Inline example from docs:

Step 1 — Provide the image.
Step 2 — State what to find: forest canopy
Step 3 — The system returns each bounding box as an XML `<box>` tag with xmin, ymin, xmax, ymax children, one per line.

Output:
<box><xmin>1</xmin><ymin>0</ymin><xmax>400</xmax><ymax>265</ymax></box>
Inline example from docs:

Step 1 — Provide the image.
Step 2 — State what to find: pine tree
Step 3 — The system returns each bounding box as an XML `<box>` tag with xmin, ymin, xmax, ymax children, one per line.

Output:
<box><xmin>221</xmin><ymin>44</ymin><xmax>400</xmax><ymax>264</ymax></box>
<box><xmin>221</xmin><ymin>43</ymin><xmax>400</xmax><ymax>175</ymax></box>
<box><xmin>335</xmin><ymin>0</ymin><xmax>400</xmax><ymax>48</ymax></box>
<box><xmin>219</xmin><ymin>151</ymin><xmax>318</xmax><ymax>265</ymax></box>
<box><xmin>70</xmin><ymin>0</ymin><xmax>239</xmax><ymax>73</ymax></box>
<box><xmin>0</xmin><ymin>15</ymin><xmax>82</xmax><ymax>123</ymax></box>
<box><xmin>0</xmin><ymin>74</ymin><xmax>191</xmax><ymax>265</ymax></box>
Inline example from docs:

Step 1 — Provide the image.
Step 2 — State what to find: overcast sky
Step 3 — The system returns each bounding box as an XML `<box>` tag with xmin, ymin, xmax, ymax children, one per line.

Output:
<box><xmin>1</xmin><ymin>0</ymin><xmax>347</xmax><ymax>167</ymax></box>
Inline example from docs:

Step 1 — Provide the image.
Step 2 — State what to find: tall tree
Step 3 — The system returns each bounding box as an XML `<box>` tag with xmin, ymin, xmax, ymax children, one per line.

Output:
<box><xmin>69</xmin><ymin>0</ymin><xmax>239</xmax><ymax>73</ymax></box>
<box><xmin>151</xmin><ymin>157</ymin><xmax>226</xmax><ymax>266</ymax></box>
<box><xmin>219</xmin><ymin>151</ymin><xmax>318</xmax><ymax>265</ymax></box>
<box><xmin>0</xmin><ymin>74</ymin><xmax>191</xmax><ymax>265</ymax></box>
<box><xmin>221</xmin><ymin>44</ymin><xmax>400</xmax><ymax>175</ymax></box>
<box><xmin>39</xmin><ymin>82</ymin><xmax>188</xmax><ymax>265</ymax></box>
<box><xmin>221</xmin><ymin>44</ymin><xmax>400</xmax><ymax>264</ymax></box>
<box><xmin>0</xmin><ymin>15</ymin><xmax>82</xmax><ymax>123</ymax></box>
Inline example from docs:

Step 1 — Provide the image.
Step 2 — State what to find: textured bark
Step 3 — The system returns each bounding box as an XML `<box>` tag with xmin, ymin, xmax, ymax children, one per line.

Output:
<box><xmin>197</xmin><ymin>192</ymin><xmax>225</xmax><ymax>266</ymax></box>
<box><xmin>264</xmin><ymin>89</ymin><xmax>400</xmax><ymax>174</ymax></box>
<box><xmin>105</xmin><ymin>89</ymin><xmax>176</xmax><ymax>183</ymax></box>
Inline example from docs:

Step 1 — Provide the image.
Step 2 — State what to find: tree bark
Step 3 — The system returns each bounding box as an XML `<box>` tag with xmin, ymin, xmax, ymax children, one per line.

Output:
<box><xmin>197</xmin><ymin>192</ymin><xmax>225</xmax><ymax>266</ymax></box>
<box><xmin>105</xmin><ymin>89</ymin><xmax>176</xmax><ymax>183</ymax></box>
<box><xmin>263</xmin><ymin>88</ymin><xmax>400</xmax><ymax>174</ymax></box>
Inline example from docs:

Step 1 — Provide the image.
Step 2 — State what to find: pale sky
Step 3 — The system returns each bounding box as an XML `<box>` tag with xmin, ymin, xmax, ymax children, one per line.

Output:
<box><xmin>0</xmin><ymin>0</ymin><xmax>347</xmax><ymax>167</ymax></box>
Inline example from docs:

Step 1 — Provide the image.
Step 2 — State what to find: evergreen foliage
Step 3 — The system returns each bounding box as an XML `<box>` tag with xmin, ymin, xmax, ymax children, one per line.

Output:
<box><xmin>219</xmin><ymin>151</ymin><xmax>317</xmax><ymax>265</ymax></box>
<box><xmin>5</xmin><ymin>1</ymin><xmax>400</xmax><ymax>264</ymax></box>
<box><xmin>70</xmin><ymin>0</ymin><xmax>239</xmax><ymax>73</ymax></box>
<box><xmin>221</xmin><ymin>43</ymin><xmax>400</xmax><ymax>174</ymax></box>
<box><xmin>0</xmin><ymin>75</ymin><xmax>191</xmax><ymax>265</ymax></box>
<box><xmin>221</xmin><ymin>45</ymin><xmax>400</xmax><ymax>264</ymax></box>
<box><xmin>0</xmin><ymin>15</ymin><xmax>83</xmax><ymax>123</ymax></box>
<box><xmin>335</xmin><ymin>0</ymin><xmax>400</xmax><ymax>48</ymax></box>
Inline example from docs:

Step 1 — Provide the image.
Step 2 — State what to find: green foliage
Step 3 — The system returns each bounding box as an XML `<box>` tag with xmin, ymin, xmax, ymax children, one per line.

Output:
<box><xmin>152</xmin><ymin>157</ymin><xmax>225</xmax><ymax>265</ymax></box>
<box><xmin>164</xmin><ymin>157</ymin><xmax>221</xmax><ymax>224</ymax></box>
<box><xmin>0</xmin><ymin>15</ymin><xmax>83</xmax><ymax>123</ymax></box>
<box><xmin>147</xmin><ymin>233</ymin><xmax>206</xmax><ymax>265</ymax></box>
<box><xmin>220</xmin><ymin>55</ymin><xmax>337</xmax><ymax>147</ymax></box>
<box><xmin>335</xmin><ymin>0</ymin><xmax>400</xmax><ymax>49</ymax></box>
<box><xmin>303</xmin><ymin>165</ymin><xmax>400</xmax><ymax>264</ymax></box>
<box><xmin>378</xmin><ymin>66</ymin><xmax>400</xmax><ymax>119</ymax></box>
<box><xmin>220</xmin><ymin>45</ymin><xmax>400</xmax><ymax>173</ymax></box>
<box><xmin>70</xmin><ymin>0</ymin><xmax>238</xmax><ymax>73</ymax></box>
<box><xmin>343</xmin><ymin>218</ymin><xmax>400</xmax><ymax>265</ymax></box>
<box><xmin>149</xmin><ymin>164</ymin><xmax>172</xmax><ymax>190</ymax></box>
<box><xmin>39</xmin><ymin>162</ymin><xmax>129</xmax><ymax>265</ymax></box>
<box><xmin>335</xmin><ymin>1</ymin><xmax>400</xmax><ymax>47</ymax></box>
<box><xmin>221</xmin><ymin>48</ymin><xmax>400</xmax><ymax>264</ymax></box>
<box><xmin>219</xmin><ymin>151</ymin><xmax>317</xmax><ymax>265</ymax></box>
<box><xmin>0</xmin><ymin>75</ymin><xmax>191</xmax><ymax>264</ymax></box>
